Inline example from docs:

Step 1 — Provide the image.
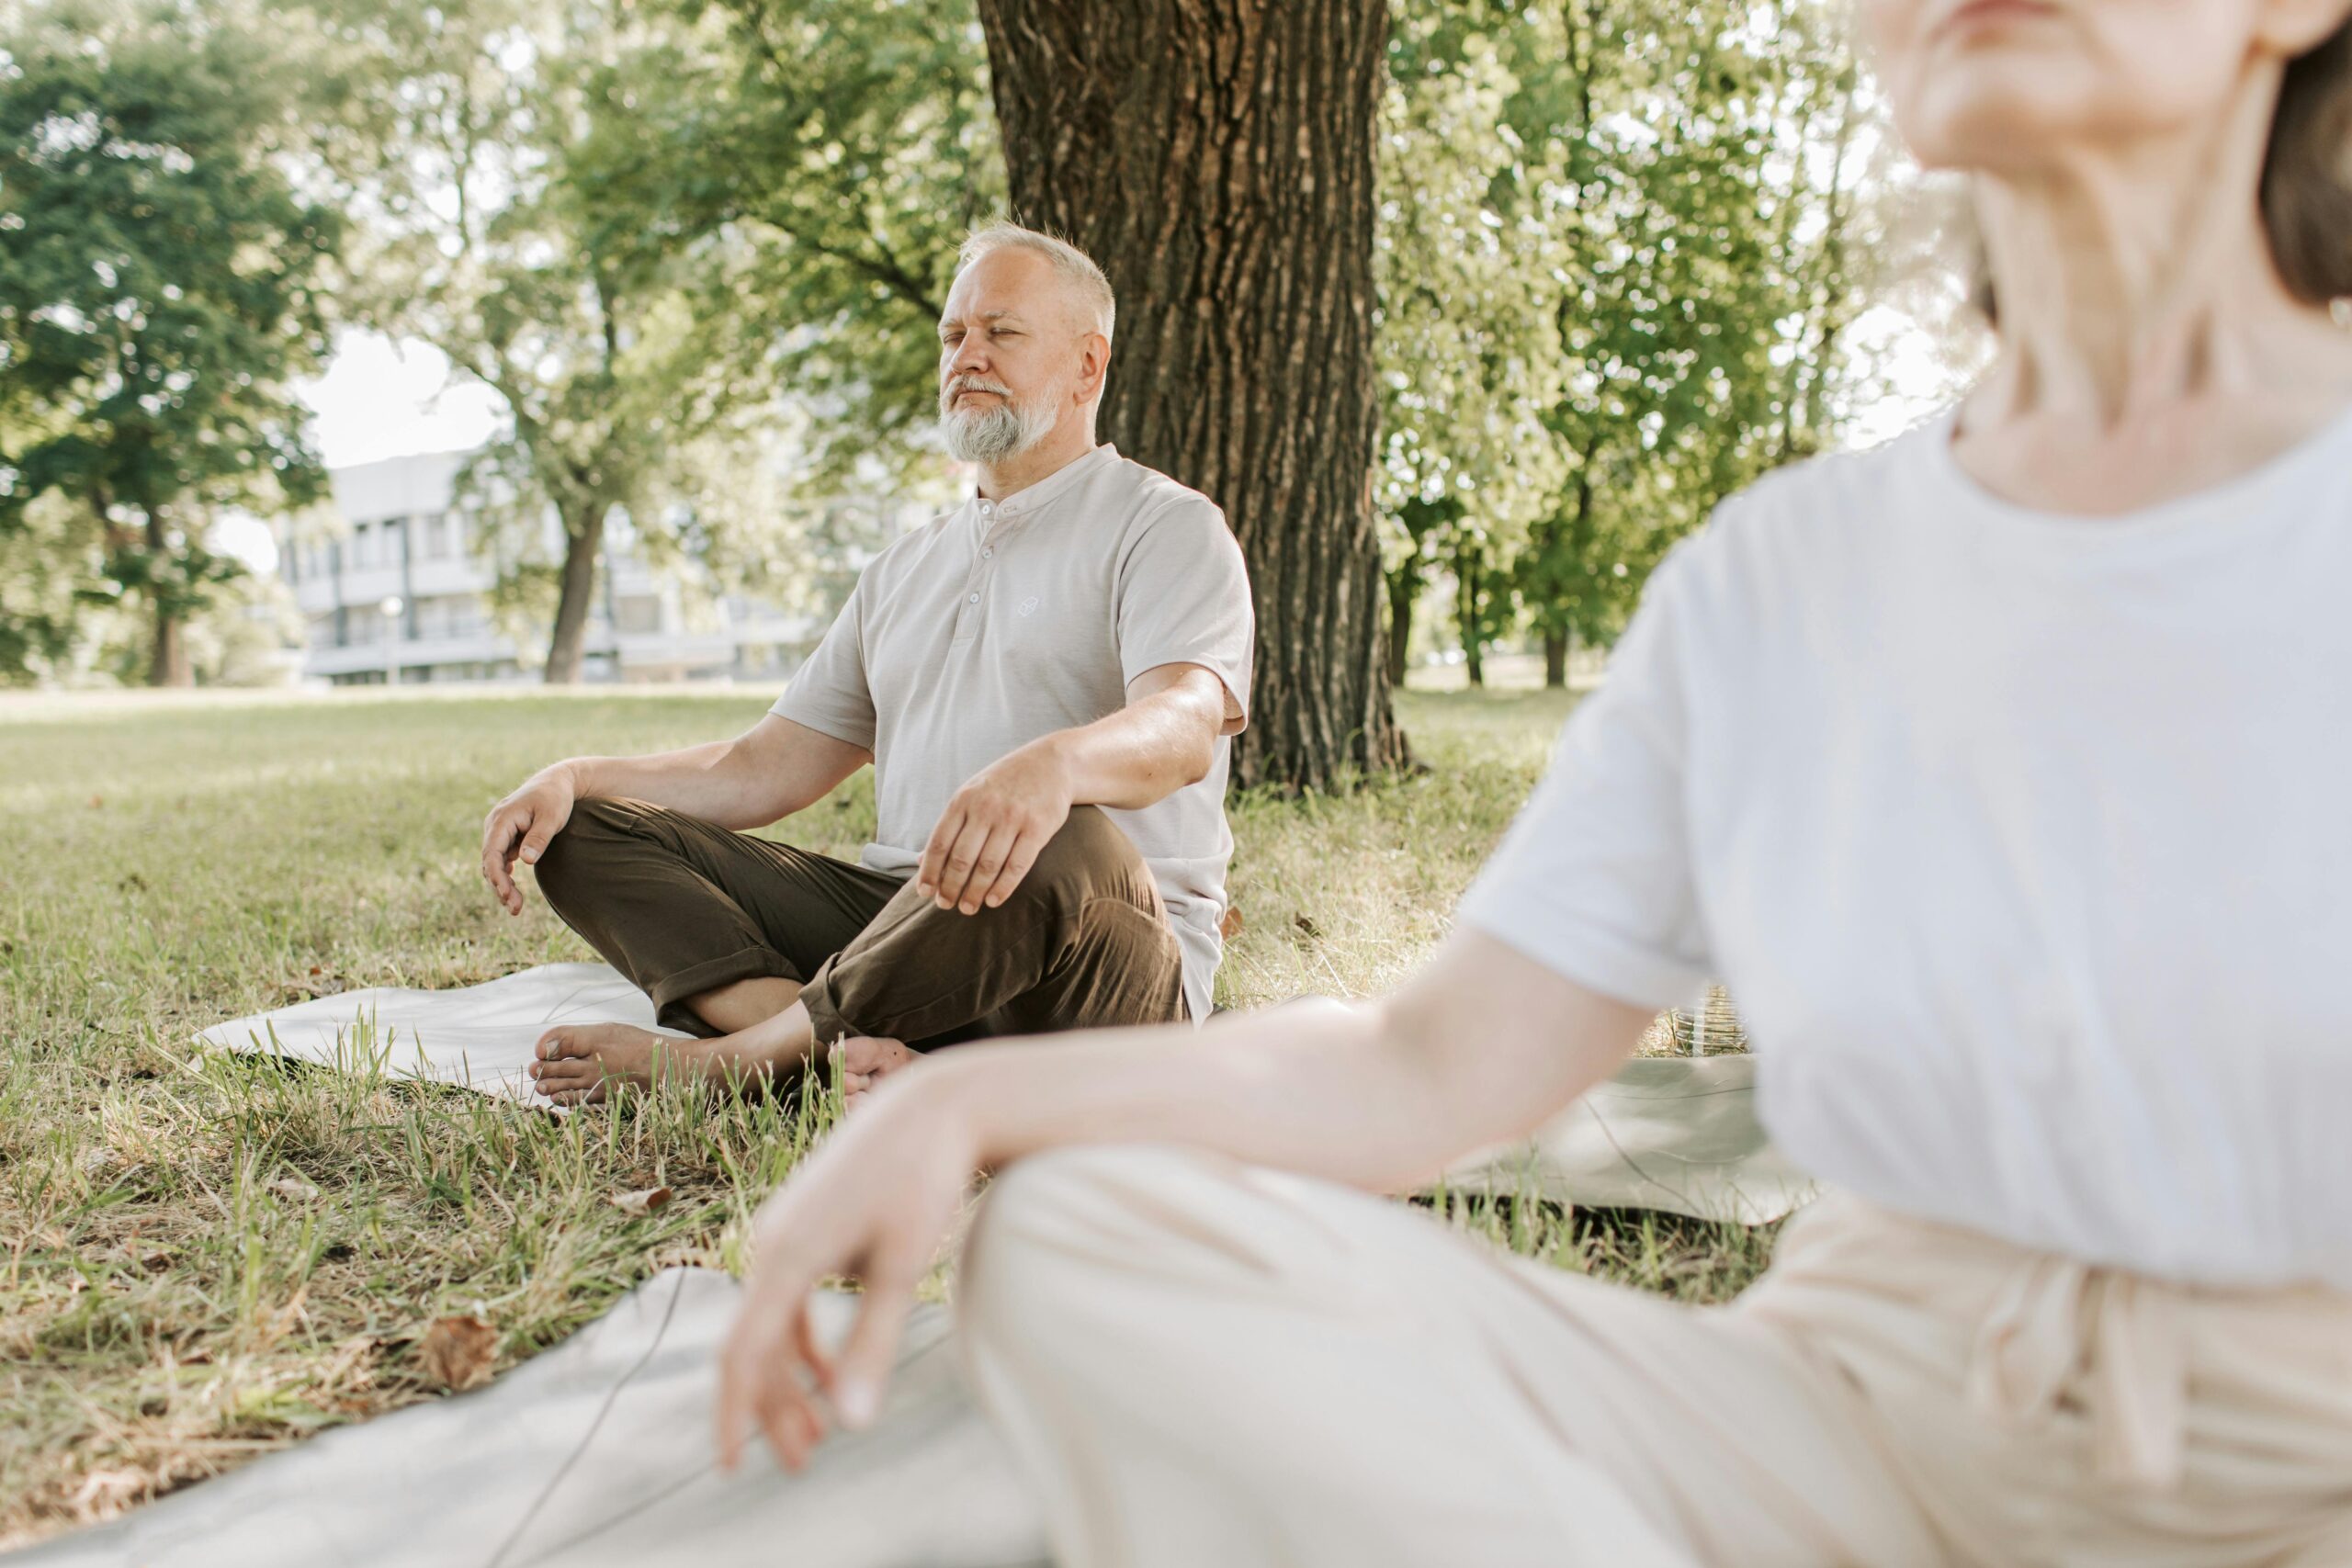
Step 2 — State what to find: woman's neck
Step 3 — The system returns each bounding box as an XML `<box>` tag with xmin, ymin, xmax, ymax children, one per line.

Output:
<box><xmin>1967</xmin><ymin>66</ymin><xmax>2343</xmax><ymax>430</ymax></box>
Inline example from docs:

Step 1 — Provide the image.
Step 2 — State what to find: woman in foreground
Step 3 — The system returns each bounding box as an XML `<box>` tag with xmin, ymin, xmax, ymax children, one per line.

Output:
<box><xmin>716</xmin><ymin>0</ymin><xmax>2352</xmax><ymax>1558</ymax></box>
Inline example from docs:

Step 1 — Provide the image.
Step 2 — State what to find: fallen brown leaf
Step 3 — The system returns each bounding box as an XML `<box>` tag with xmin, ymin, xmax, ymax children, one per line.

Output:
<box><xmin>70</xmin><ymin>1467</ymin><xmax>144</xmax><ymax>1519</ymax></box>
<box><xmin>419</xmin><ymin>1314</ymin><xmax>497</xmax><ymax>1391</ymax></box>
<box><xmin>610</xmin><ymin>1185</ymin><xmax>673</xmax><ymax>1218</ymax></box>
<box><xmin>1219</xmin><ymin>904</ymin><xmax>1244</xmax><ymax>940</ymax></box>
<box><xmin>1293</xmin><ymin>913</ymin><xmax>1322</xmax><ymax>940</ymax></box>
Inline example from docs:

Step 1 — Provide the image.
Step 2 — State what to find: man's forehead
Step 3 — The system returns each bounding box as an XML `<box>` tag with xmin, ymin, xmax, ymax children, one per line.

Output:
<box><xmin>941</xmin><ymin>248</ymin><xmax>1069</xmax><ymax>321</ymax></box>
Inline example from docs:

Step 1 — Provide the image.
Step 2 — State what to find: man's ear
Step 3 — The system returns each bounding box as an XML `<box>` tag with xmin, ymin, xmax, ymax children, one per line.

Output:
<box><xmin>2257</xmin><ymin>0</ymin><xmax>2351</xmax><ymax>57</ymax></box>
<box><xmin>1075</xmin><ymin>331</ymin><xmax>1112</xmax><ymax>407</ymax></box>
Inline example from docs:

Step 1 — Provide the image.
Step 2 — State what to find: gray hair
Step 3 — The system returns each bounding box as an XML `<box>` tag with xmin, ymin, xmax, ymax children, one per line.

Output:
<box><xmin>957</xmin><ymin>220</ymin><xmax>1117</xmax><ymax>343</ymax></box>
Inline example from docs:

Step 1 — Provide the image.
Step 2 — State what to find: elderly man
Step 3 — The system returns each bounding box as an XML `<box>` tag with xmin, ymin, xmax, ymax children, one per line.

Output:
<box><xmin>478</xmin><ymin>223</ymin><xmax>1253</xmax><ymax>1107</ymax></box>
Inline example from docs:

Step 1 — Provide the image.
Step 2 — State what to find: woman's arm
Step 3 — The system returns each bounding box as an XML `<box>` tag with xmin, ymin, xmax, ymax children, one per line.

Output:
<box><xmin>715</xmin><ymin>927</ymin><xmax>1653</xmax><ymax>1470</ymax></box>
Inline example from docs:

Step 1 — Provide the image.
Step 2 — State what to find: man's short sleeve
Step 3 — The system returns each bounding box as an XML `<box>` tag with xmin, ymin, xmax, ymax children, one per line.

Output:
<box><xmin>769</xmin><ymin>581</ymin><xmax>877</xmax><ymax>751</ymax></box>
<box><xmin>1452</xmin><ymin>539</ymin><xmax>1712</xmax><ymax>1012</ymax></box>
<box><xmin>1114</xmin><ymin>497</ymin><xmax>1255</xmax><ymax>731</ymax></box>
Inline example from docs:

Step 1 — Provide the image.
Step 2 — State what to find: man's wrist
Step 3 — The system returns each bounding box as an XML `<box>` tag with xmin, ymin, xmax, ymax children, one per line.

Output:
<box><xmin>550</xmin><ymin>757</ymin><xmax>594</xmax><ymax>797</ymax></box>
<box><xmin>1026</xmin><ymin>730</ymin><xmax>1082</xmax><ymax>810</ymax></box>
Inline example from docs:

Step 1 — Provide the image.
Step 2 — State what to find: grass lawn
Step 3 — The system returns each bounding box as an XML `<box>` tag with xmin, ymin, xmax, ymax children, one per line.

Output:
<box><xmin>0</xmin><ymin>683</ymin><xmax>1770</xmax><ymax>1547</ymax></box>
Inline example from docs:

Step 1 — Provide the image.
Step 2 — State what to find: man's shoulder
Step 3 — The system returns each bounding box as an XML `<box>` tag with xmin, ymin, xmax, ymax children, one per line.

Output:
<box><xmin>1096</xmin><ymin>451</ymin><xmax>1226</xmax><ymax>529</ymax></box>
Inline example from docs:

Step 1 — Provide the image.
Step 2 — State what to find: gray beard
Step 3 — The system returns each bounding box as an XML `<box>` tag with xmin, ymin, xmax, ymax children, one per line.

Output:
<box><xmin>942</xmin><ymin>393</ymin><xmax>1057</xmax><ymax>463</ymax></box>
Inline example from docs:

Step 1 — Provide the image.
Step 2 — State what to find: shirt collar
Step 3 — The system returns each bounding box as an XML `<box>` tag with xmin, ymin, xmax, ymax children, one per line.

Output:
<box><xmin>969</xmin><ymin>443</ymin><xmax>1118</xmax><ymax>536</ymax></box>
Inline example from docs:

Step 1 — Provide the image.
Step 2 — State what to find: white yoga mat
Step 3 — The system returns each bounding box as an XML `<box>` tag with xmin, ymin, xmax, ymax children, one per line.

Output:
<box><xmin>201</xmin><ymin>963</ymin><xmax>692</xmax><ymax>1102</ymax></box>
<box><xmin>21</xmin><ymin>1269</ymin><xmax>1048</xmax><ymax>1568</ymax></box>
<box><xmin>1443</xmin><ymin>1055</ymin><xmax>1815</xmax><ymax>1225</ymax></box>
<box><xmin>201</xmin><ymin>965</ymin><xmax>1813</xmax><ymax>1224</ymax></box>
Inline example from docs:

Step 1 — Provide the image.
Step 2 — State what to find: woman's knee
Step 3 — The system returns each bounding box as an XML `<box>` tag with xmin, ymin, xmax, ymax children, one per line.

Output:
<box><xmin>962</xmin><ymin>1145</ymin><xmax>1214</xmax><ymax>1334</ymax></box>
<box><xmin>960</xmin><ymin>1143</ymin><xmax>1342</xmax><ymax>1352</ymax></box>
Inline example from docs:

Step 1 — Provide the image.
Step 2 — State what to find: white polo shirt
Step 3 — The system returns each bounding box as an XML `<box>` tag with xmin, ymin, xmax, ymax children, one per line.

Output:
<box><xmin>773</xmin><ymin>443</ymin><xmax>1255</xmax><ymax>1023</ymax></box>
<box><xmin>1458</xmin><ymin>405</ymin><xmax>2352</xmax><ymax>1288</ymax></box>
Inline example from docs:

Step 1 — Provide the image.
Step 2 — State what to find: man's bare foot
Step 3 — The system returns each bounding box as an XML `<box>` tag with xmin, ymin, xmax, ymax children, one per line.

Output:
<box><xmin>836</xmin><ymin>1036</ymin><xmax>919</xmax><ymax>1111</ymax></box>
<box><xmin>528</xmin><ymin>1021</ymin><xmax>785</xmax><ymax>1107</ymax></box>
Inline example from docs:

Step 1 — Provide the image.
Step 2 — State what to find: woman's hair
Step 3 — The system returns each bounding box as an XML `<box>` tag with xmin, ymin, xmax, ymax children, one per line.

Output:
<box><xmin>2264</xmin><ymin>13</ymin><xmax>2352</xmax><ymax>304</ymax></box>
<box><xmin>1974</xmin><ymin>15</ymin><xmax>2352</xmax><ymax>320</ymax></box>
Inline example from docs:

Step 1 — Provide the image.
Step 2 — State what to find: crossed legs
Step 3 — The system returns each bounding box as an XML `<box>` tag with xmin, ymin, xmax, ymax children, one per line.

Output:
<box><xmin>957</xmin><ymin>1145</ymin><xmax>2352</xmax><ymax>1568</ymax></box>
<box><xmin>525</xmin><ymin>799</ymin><xmax>1185</xmax><ymax>1104</ymax></box>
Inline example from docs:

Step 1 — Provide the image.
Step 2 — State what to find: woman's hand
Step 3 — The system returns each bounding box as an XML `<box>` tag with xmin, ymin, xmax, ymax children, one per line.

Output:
<box><xmin>715</xmin><ymin>1077</ymin><xmax>983</xmax><ymax>1472</ymax></box>
<box><xmin>480</xmin><ymin>764</ymin><xmax>579</xmax><ymax>915</ymax></box>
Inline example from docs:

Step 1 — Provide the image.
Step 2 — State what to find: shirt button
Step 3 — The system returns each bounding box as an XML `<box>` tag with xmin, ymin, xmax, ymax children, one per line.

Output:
<box><xmin>967</xmin><ymin>592</ymin><xmax>980</xmax><ymax>604</ymax></box>
<box><xmin>981</xmin><ymin>547</ymin><xmax>994</xmax><ymax>559</ymax></box>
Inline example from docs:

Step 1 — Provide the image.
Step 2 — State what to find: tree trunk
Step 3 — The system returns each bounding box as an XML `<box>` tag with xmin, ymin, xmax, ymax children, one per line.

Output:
<box><xmin>543</xmin><ymin>505</ymin><xmax>605</xmax><ymax>684</ymax></box>
<box><xmin>1453</xmin><ymin>533</ymin><xmax>1485</xmax><ymax>688</ymax></box>
<box><xmin>1544</xmin><ymin>627</ymin><xmax>1568</xmax><ymax>688</ymax></box>
<box><xmin>149</xmin><ymin>600</ymin><xmax>190</xmax><ymax>688</ymax></box>
<box><xmin>978</xmin><ymin>0</ymin><xmax>1404</xmax><ymax>792</ymax></box>
<box><xmin>143</xmin><ymin>508</ymin><xmax>192</xmax><ymax>688</ymax></box>
<box><xmin>1384</xmin><ymin>560</ymin><xmax>1417</xmax><ymax>689</ymax></box>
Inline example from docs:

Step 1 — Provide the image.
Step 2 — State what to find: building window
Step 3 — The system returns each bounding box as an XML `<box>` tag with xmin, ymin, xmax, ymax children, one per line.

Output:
<box><xmin>614</xmin><ymin>593</ymin><xmax>662</xmax><ymax>636</ymax></box>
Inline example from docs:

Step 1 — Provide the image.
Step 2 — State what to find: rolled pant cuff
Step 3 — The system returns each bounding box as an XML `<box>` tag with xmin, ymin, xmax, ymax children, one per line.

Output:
<box><xmin>645</xmin><ymin>945</ymin><xmax>805</xmax><ymax>1026</ymax></box>
<box><xmin>797</xmin><ymin>968</ymin><xmax>859</xmax><ymax>1047</ymax></box>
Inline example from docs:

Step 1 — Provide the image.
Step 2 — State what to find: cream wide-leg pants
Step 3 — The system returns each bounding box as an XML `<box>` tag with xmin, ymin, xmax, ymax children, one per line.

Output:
<box><xmin>956</xmin><ymin>1145</ymin><xmax>2352</xmax><ymax>1568</ymax></box>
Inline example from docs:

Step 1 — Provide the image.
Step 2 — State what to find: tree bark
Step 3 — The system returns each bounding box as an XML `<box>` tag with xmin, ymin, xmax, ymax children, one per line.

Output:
<box><xmin>1544</xmin><ymin>628</ymin><xmax>1568</xmax><ymax>689</ymax></box>
<box><xmin>143</xmin><ymin>508</ymin><xmax>192</xmax><ymax>688</ymax></box>
<box><xmin>978</xmin><ymin>0</ymin><xmax>1405</xmax><ymax>791</ymax></box>
<box><xmin>543</xmin><ymin>505</ymin><xmax>605</xmax><ymax>684</ymax></box>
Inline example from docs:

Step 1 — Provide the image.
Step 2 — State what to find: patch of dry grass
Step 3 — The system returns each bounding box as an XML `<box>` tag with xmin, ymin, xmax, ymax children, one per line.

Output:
<box><xmin>0</xmin><ymin>684</ymin><xmax>1764</xmax><ymax>1548</ymax></box>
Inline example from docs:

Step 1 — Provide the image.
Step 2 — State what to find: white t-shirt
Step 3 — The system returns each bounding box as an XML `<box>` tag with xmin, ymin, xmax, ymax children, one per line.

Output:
<box><xmin>1457</xmin><ymin>405</ymin><xmax>2352</xmax><ymax>1289</ymax></box>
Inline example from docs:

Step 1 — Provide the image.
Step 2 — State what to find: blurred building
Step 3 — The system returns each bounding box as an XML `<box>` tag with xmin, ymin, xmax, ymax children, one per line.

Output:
<box><xmin>275</xmin><ymin>450</ymin><xmax>842</xmax><ymax>686</ymax></box>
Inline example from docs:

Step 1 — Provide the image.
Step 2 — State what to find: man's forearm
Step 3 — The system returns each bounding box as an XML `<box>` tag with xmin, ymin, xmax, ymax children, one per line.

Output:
<box><xmin>559</xmin><ymin>742</ymin><xmax>771</xmax><ymax>829</ymax></box>
<box><xmin>1046</xmin><ymin>684</ymin><xmax>1223</xmax><ymax>810</ymax></box>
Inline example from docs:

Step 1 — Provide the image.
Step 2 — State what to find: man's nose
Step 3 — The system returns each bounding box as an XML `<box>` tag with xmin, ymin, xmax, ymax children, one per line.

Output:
<box><xmin>945</xmin><ymin>336</ymin><xmax>990</xmax><ymax>379</ymax></box>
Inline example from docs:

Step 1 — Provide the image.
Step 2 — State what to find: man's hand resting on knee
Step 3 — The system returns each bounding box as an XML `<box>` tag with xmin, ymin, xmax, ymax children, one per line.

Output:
<box><xmin>915</xmin><ymin>741</ymin><xmax>1076</xmax><ymax>915</ymax></box>
<box><xmin>913</xmin><ymin>663</ymin><xmax>1229</xmax><ymax>916</ymax></box>
<box><xmin>481</xmin><ymin>764</ymin><xmax>578</xmax><ymax>916</ymax></box>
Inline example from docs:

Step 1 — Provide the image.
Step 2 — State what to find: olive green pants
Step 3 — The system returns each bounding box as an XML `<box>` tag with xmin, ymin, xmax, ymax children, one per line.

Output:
<box><xmin>530</xmin><ymin>797</ymin><xmax>1188</xmax><ymax>1050</ymax></box>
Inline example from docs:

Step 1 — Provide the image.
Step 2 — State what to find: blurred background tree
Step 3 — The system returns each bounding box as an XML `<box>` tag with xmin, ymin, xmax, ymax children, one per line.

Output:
<box><xmin>1</xmin><ymin>0</ymin><xmax>1961</xmax><ymax>741</ymax></box>
<box><xmin>1379</xmin><ymin>0</ymin><xmax>1883</xmax><ymax>691</ymax></box>
<box><xmin>291</xmin><ymin>0</ymin><xmax>752</xmax><ymax>682</ymax></box>
<box><xmin>0</xmin><ymin>0</ymin><xmax>339</xmax><ymax>685</ymax></box>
